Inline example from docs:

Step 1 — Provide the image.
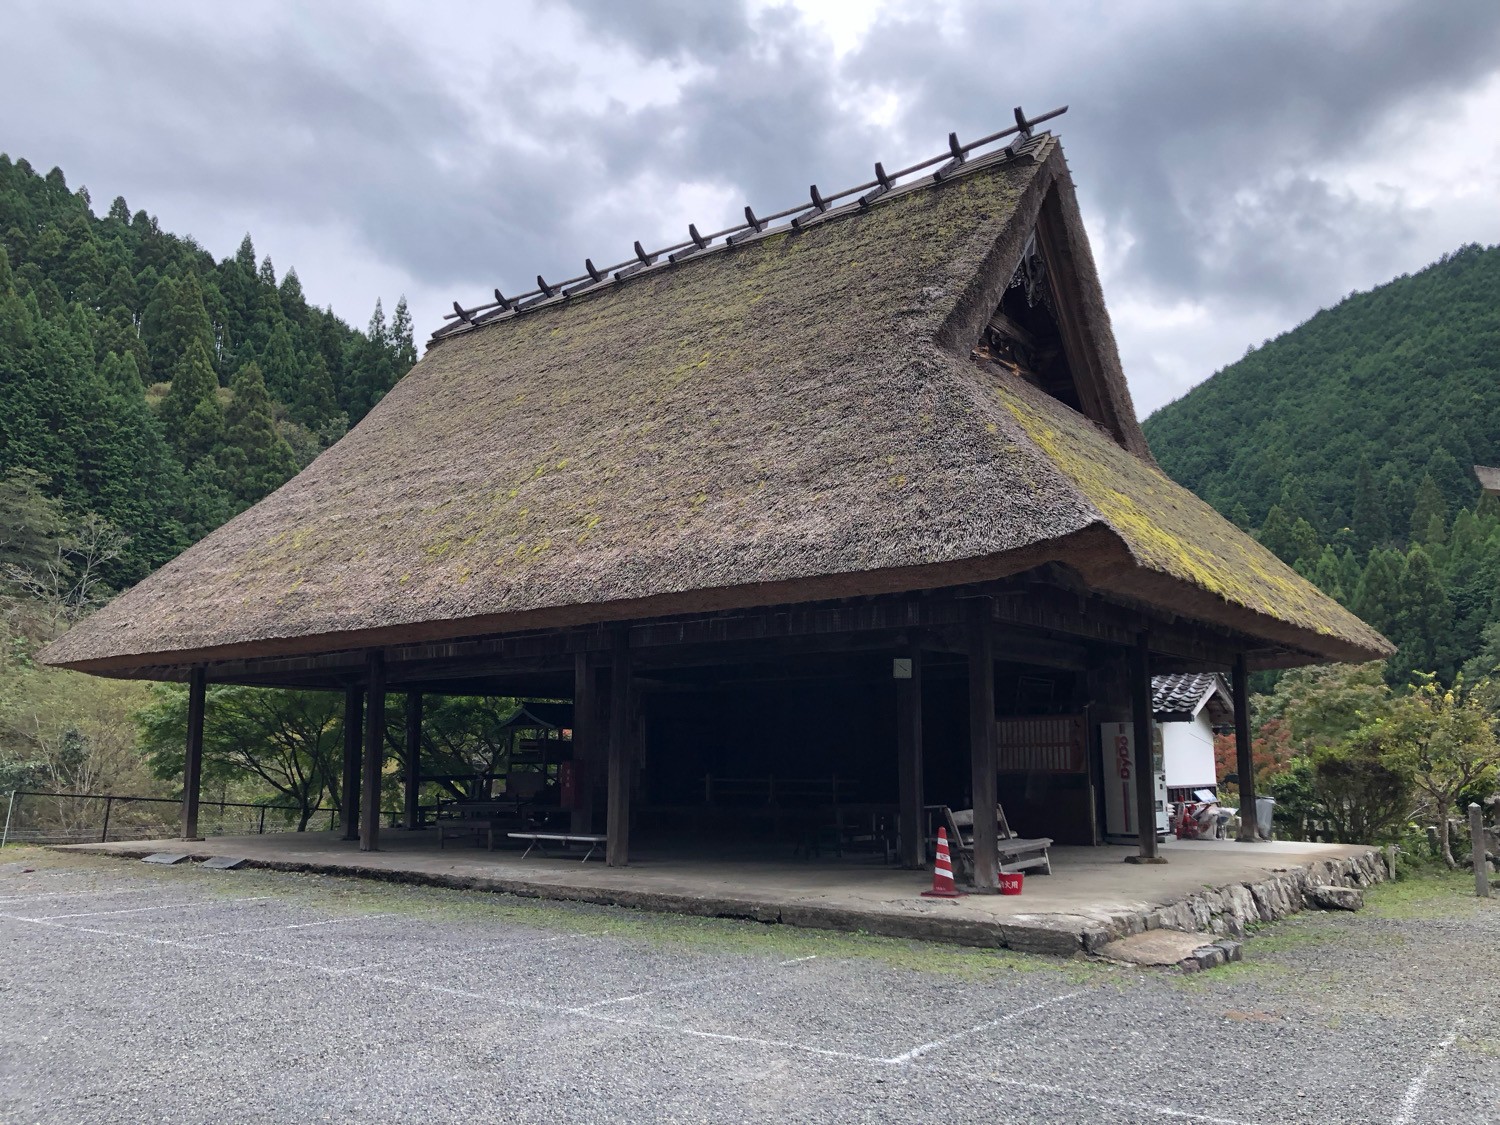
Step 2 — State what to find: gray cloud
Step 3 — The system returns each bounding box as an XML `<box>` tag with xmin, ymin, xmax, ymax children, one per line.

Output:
<box><xmin>558</xmin><ymin>0</ymin><xmax>754</xmax><ymax>60</ymax></box>
<box><xmin>1</xmin><ymin>0</ymin><xmax>1496</xmax><ymax>412</ymax></box>
<box><xmin>850</xmin><ymin>0</ymin><xmax>1500</xmax><ymax>310</ymax></box>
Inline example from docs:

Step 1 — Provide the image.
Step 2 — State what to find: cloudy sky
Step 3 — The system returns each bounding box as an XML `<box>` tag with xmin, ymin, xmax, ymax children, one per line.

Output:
<box><xmin>4</xmin><ymin>0</ymin><xmax>1498</xmax><ymax>414</ymax></box>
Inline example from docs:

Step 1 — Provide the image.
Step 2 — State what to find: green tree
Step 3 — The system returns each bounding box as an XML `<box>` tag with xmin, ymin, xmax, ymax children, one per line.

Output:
<box><xmin>258</xmin><ymin>319</ymin><xmax>299</xmax><ymax>403</ymax></box>
<box><xmin>1352</xmin><ymin>549</ymin><xmax>1402</xmax><ymax>638</ymax></box>
<box><xmin>1379</xmin><ymin>675</ymin><xmax>1500</xmax><ymax>866</ymax></box>
<box><xmin>159</xmin><ymin>338</ymin><xmax>224</xmax><ymax>464</ymax></box>
<box><xmin>291</xmin><ymin>350</ymin><xmax>338</xmax><ymax>429</ymax></box>
<box><xmin>1410</xmin><ymin>472</ymin><xmax>1446</xmax><ymax>544</ymax></box>
<box><xmin>1306</xmin><ymin>732</ymin><xmax>1413</xmax><ymax>845</ymax></box>
<box><xmin>1310</xmin><ymin>545</ymin><xmax>1346</xmax><ymax>602</ymax></box>
<box><xmin>0</xmin><ymin>468</ymin><xmax>69</xmax><ymax>577</ymax></box>
<box><xmin>136</xmin><ymin>684</ymin><xmax>345</xmax><ymax>830</ymax></box>
<box><xmin>220</xmin><ymin>361</ymin><xmax>298</xmax><ymax>504</ymax></box>
<box><xmin>390</xmin><ymin>295</ymin><xmax>417</xmax><ymax>371</ymax></box>
<box><xmin>144</xmin><ymin>271</ymin><xmax>216</xmax><ymax>383</ymax></box>
<box><xmin>1390</xmin><ymin>546</ymin><xmax>1455</xmax><ymax>684</ymax></box>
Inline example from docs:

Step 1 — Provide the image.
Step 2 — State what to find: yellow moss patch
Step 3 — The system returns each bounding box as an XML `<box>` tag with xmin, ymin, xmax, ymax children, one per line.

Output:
<box><xmin>999</xmin><ymin>387</ymin><xmax>1377</xmax><ymax>643</ymax></box>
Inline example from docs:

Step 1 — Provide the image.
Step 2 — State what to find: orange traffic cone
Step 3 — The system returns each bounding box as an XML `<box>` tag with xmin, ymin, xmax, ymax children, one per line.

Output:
<box><xmin>921</xmin><ymin>826</ymin><xmax>966</xmax><ymax>898</ymax></box>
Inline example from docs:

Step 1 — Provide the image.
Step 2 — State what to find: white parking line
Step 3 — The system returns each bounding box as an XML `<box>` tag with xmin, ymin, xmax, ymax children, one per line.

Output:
<box><xmin>0</xmin><ymin>887</ymin><xmax>153</xmax><ymax>905</ymax></box>
<box><xmin>453</xmin><ymin>929</ymin><xmax>611</xmax><ymax>960</ymax></box>
<box><xmin>945</xmin><ymin>1071</ymin><xmax>1264</xmax><ymax>1125</ymax></box>
<box><xmin>338</xmin><ymin>928</ymin><xmax>612</xmax><ymax>978</ymax></box>
<box><xmin>179</xmin><ymin>913</ymin><xmax>396</xmax><ymax>941</ymax></box>
<box><xmin>577</xmin><ymin>1006</ymin><xmax>889</xmax><ymax>1063</ymax></box>
<box><xmin>1393</xmin><ymin>1018</ymin><xmax>1462</xmax><ymax>1125</ymax></box>
<box><xmin>887</xmin><ymin>991</ymin><xmax>1082</xmax><ymax>1063</ymax></box>
<box><xmin>575</xmin><ymin>954</ymin><xmax>819</xmax><ymax>1010</ymax></box>
<box><xmin>6</xmin><ymin>897</ymin><xmax>271</xmax><ymax>921</ymax></box>
<box><xmin>3</xmin><ymin>910</ymin><xmax>1264</xmax><ymax>1125</ymax></box>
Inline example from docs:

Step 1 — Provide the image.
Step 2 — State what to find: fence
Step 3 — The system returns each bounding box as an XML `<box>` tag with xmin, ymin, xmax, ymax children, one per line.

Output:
<box><xmin>0</xmin><ymin>790</ymin><xmax>346</xmax><ymax>847</ymax></box>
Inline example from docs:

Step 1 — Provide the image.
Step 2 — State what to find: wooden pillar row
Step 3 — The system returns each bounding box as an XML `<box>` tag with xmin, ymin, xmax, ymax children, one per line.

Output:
<box><xmin>359</xmin><ymin>651</ymin><xmax>385</xmax><ymax>852</ymax></box>
<box><xmin>180</xmin><ymin>665</ymin><xmax>206</xmax><ymax>841</ymax></box>
<box><xmin>968</xmin><ymin>601</ymin><xmax>999</xmax><ymax>892</ymax></box>
<box><xmin>1127</xmin><ymin>632</ymin><xmax>1163</xmax><ymax>863</ymax></box>
<box><xmin>403</xmin><ymin>692</ymin><xmax>423</xmax><ymax>830</ymax></box>
<box><xmin>896</xmin><ymin>646</ymin><xmax>924</xmax><ymax>870</ymax></box>
<box><xmin>341</xmin><ymin>686</ymin><xmax>363</xmax><ymax>841</ymax></box>
<box><xmin>606</xmin><ymin>629</ymin><xmax>633</xmax><ymax>867</ymax></box>
<box><xmin>1233</xmin><ymin>652</ymin><xmax>1258</xmax><ymax>843</ymax></box>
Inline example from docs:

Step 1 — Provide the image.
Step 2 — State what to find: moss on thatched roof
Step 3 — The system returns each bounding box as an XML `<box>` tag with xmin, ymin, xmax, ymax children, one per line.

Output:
<box><xmin>41</xmin><ymin>136</ymin><xmax>1390</xmax><ymax>674</ymax></box>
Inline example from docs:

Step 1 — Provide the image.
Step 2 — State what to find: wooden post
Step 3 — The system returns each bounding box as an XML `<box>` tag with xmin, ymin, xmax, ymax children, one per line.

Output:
<box><xmin>1233</xmin><ymin>651</ymin><xmax>1258</xmax><ymax>843</ymax></box>
<box><xmin>181</xmin><ymin>665</ymin><xmax>206</xmax><ymax>840</ymax></box>
<box><xmin>606</xmin><ymin>629</ymin><xmax>633</xmax><ymax>867</ymax></box>
<box><xmin>1127</xmin><ymin>633</ymin><xmax>1162</xmax><ymax>862</ymax></box>
<box><xmin>341</xmin><ymin>687</ymin><xmax>362</xmax><ymax>841</ymax></box>
<box><xmin>1471</xmin><ymin>803</ymin><xmax>1490</xmax><ymax>899</ymax></box>
<box><xmin>896</xmin><ymin>647</ymin><xmax>924</xmax><ymax>869</ymax></box>
<box><xmin>359</xmin><ymin>651</ymin><xmax>385</xmax><ymax>852</ymax></box>
<box><xmin>403</xmin><ymin>692</ymin><xmax>423</xmax><ymax>830</ymax></box>
<box><xmin>572</xmin><ymin>651</ymin><xmax>598</xmax><ymax>834</ymax></box>
<box><xmin>968</xmin><ymin>601</ymin><xmax>999</xmax><ymax>892</ymax></box>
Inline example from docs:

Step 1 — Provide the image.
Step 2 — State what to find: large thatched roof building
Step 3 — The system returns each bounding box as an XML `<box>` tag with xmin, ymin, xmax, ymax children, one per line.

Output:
<box><xmin>42</xmin><ymin>117</ymin><xmax>1390</xmax><ymax>880</ymax></box>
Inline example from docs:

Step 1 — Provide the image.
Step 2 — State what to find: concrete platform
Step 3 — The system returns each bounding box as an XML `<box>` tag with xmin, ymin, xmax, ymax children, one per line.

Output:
<box><xmin>63</xmin><ymin>831</ymin><xmax>1385</xmax><ymax>956</ymax></box>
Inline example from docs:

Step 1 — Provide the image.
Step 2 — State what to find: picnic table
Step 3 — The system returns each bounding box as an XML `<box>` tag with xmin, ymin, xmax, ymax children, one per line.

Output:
<box><xmin>435</xmin><ymin>800</ymin><xmax>529</xmax><ymax>850</ymax></box>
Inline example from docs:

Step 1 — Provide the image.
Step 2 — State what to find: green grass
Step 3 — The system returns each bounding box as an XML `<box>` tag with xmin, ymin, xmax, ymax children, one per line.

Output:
<box><xmin>5</xmin><ymin>847</ymin><xmax>1110</xmax><ymax>984</ymax></box>
<box><xmin>1169</xmin><ymin>865</ymin><xmax>1493</xmax><ymax>987</ymax></box>
<box><xmin>1364</xmin><ymin>867</ymin><xmax>1494</xmax><ymax>920</ymax></box>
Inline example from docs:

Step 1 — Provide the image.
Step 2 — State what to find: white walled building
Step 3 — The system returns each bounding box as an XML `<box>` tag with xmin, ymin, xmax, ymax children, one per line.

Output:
<box><xmin>1151</xmin><ymin>672</ymin><xmax>1233</xmax><ymax>799</ymax></box>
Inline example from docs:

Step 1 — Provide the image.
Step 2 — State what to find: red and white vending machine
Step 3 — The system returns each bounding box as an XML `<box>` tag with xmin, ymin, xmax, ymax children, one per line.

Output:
<box><xmin>1101</xmin><ymin>720</ymin><xmax>1169</xmax><ymax>843</ymax></box>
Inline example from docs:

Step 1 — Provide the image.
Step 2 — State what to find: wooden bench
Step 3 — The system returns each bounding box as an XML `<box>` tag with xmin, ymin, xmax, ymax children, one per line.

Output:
<box><xmin>435</xmin><ymin>800</ymin><xmax>527</xmax><ymax>850</ymax></box>
<box><xmin>928</xmin><ymin>804</ymin><xmax>1053</xmax><ymax>883</ymax></box>
<box><xmin>507</xmin><ymin>832</ymin><xmax>607</xmax><ymax>863</ymax></box>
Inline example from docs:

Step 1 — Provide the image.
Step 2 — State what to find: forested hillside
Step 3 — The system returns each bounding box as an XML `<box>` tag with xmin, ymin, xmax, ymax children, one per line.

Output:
<box><xmin>0</xmin><ymin>153</ymin><xmax>415</xmax><ymax>599</ymax></box>
<box><xmin>1145</xmin><ymin>243</ymin><xmax>1500</xmax><ymax>535</ymax></box>
<box><xmin>1144</xmin><ymin>243</ymin><xmax>1500</xmax><ymax>685</ymax></box>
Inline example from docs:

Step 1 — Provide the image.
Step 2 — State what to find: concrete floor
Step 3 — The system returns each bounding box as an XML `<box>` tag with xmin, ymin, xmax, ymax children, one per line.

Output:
<box><xmin>69</xmin><ymin>829</ymin><xmax>1375</xmax><ymax>954</ymax></box>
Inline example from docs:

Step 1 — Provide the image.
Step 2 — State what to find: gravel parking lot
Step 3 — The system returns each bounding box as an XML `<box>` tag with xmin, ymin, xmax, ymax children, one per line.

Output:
<box><xmin>1</xmin><ymin>849</ymin><xmax>1496</xmax><ymax>1124</ymax></box>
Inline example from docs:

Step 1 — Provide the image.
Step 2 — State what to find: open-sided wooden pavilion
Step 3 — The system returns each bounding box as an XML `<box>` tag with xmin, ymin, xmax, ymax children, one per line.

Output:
<box><xmin>41</xmin><ymin>112</ymin><xmax>1391</xmax><ymax>889</ymax></box>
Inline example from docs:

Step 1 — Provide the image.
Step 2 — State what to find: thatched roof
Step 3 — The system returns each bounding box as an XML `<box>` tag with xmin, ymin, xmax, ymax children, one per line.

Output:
<box><xmin>41</xmin><ymin>133</ymin><xmax>1390</xmax><ymax>675</ymax></box>
<box><xmin>1475</xmin><ymin>465</ymin><xmax>1500</xmax><ymax>496</ymax></box>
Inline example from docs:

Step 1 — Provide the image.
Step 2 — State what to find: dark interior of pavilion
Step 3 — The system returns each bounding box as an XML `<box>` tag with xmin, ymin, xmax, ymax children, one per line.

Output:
<box><xmin>401</xmin><ymin>647</ymin><xmax>1103</xmax><ymax>864</ymax></box>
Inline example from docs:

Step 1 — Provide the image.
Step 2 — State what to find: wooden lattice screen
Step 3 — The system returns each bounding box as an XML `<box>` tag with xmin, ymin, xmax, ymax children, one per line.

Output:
<box><xmin>995</xmin><ymin>714</ymin><xmax>1087</xmax><ymax>774</ymax></box>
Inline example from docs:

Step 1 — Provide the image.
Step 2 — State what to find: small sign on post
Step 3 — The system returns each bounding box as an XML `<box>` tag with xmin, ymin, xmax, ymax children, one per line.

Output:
<box><xmin>892</xmin><ymin>658</ymin><xmax>913</xmax><ymax>680</ymax></box>
<box><xmin>1471</xmin><ymin>803</ymin><xmax>1490</xmax><ymax>899</ymax></box>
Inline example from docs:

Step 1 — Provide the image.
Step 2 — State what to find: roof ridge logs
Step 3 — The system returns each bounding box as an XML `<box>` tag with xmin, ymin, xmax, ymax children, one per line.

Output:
<box><xmin>432</xmin><ymin>105</ymin><xmax>1069</xmax><ymax>343</ymax></box>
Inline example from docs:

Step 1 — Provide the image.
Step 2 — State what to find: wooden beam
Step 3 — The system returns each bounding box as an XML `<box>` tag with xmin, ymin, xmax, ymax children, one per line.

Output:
<box><xmin>360</xmin><ymin>651</ymin><xmax>385</xmax><ymax>852</ymax></box>
<box><xmin>1233</xmin><ymin>651</ymin><xmax>1258</xmax><ymax>843</ymax></box>
<box><xmin>896</xmin><ymin>647</ymin><xmax>925</xmax><ymax>869</ymax></box>
<box><xmin>571</xmin><ymin>651</ymin><xmax>599</xmax><ymax>834</ymax></box>
<box><xmin>986</xmin><ymin>309</ymin><xmax>1040</xmax><ymax>350</ymax></box>
<box><xmin>403</xmin><ymin>691</ymin><xmax>423</xmax><ymax>830</ymax></box>
<box><xmin>1128</xmin><ymin>632</ymin><xmax>1162</xmax><ymax>862</ymax></box>
<box><xmin>341</xmin><ymin>687</ymin><xmax>362</xmax><ymax>841</ymax></box>
<box><xmin>605</xmin><ymin>630</ymin><xmax>633</xmax><ymax>867</ymax></box>
<box><xmin>180</xmin><ymin>666</ymin><xmax>206</xmax><ymax>840</ymax></box>
<box><xmin>152</xmin><ymin>577</ymin><xmax>1275</xmax><ymax>692</ymax></box>
<box><xmin>968</xmin><ymin>602</ymin><xmax>999</xmax><ymax>891</ymax></box>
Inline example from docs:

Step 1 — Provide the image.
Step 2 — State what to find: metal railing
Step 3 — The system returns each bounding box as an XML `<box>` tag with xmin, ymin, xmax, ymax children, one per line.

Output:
<box><xmin>0</xmin><ymin>790</ymin><xmax>345</xmax><ymax>847</ymax></box>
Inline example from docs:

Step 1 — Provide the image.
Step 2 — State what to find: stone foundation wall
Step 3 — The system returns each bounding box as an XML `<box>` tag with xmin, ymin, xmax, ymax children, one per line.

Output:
<box><xmin>1138</xmin><ymin>849</ymin><xmax>1388</xmax><ymax>942</ymax></box>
